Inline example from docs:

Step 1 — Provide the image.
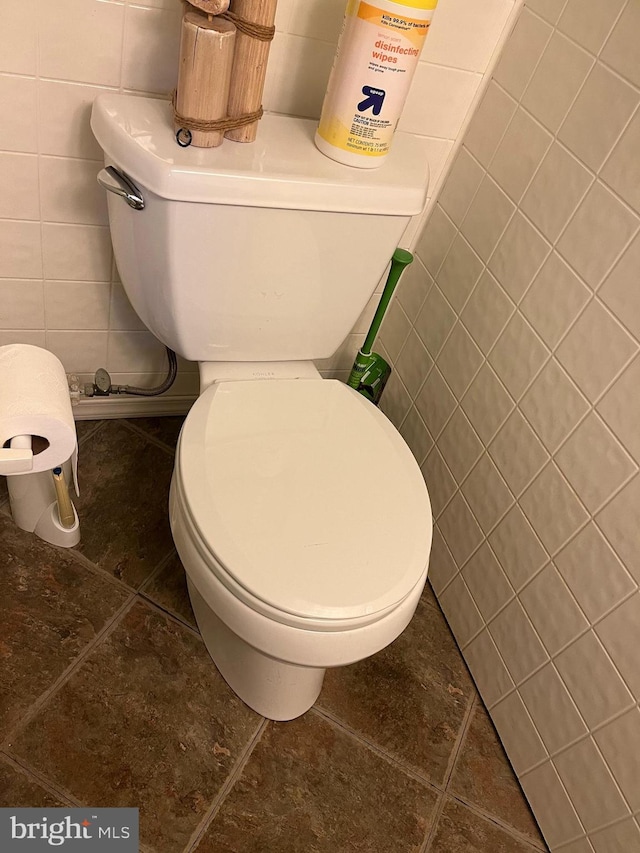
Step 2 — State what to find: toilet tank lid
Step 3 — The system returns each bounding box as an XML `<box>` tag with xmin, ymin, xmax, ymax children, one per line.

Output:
<box><xmin>90</xmin><ymin>94</ymin><xmax>429</xmax><ymax>214</ymax></box>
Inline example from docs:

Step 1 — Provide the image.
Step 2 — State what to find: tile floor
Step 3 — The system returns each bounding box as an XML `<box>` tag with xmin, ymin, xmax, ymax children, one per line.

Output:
<box><xmin>0</xmin><ymin>417</ymin><xmax>548</xmax><ymax>853</ymax></box>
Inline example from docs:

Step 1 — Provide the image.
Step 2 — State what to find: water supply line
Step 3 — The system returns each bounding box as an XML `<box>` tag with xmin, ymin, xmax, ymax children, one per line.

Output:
<box><xmin>84</xmin><ymin>346</ymin><xmax>178</xmax><ymax>398</ymax></box>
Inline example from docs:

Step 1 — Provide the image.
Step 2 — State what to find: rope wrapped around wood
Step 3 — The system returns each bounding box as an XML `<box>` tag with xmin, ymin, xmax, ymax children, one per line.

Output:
<box><xmin>172</xmin><ymin>8</ymin><xmax>274</xmax><ymax>135</ymax></box>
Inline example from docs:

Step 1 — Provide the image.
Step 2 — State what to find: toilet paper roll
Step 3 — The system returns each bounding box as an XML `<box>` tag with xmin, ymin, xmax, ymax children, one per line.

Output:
<box><xmin>0</xmin><ymin>344</ymin><xmax>79</xmax><ymax>491</ymax></box>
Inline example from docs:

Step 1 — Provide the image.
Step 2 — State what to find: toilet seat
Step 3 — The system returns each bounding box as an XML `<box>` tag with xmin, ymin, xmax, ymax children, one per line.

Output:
<box><xmin>175</xmin><ymin>379</ymin><xmax>432</xmax><ymax>625</ymax></box>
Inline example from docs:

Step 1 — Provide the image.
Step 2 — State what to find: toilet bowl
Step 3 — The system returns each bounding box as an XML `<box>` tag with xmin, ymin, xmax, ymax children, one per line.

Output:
<box><xmin>91</xmin><ymin>93</ymin><xmax>433</xmax><ymax>721</ymax></box>
<box><xmin>169</xmin><ymin>375</ymin><xmax>432</xmax><ymax>719</ymax></box>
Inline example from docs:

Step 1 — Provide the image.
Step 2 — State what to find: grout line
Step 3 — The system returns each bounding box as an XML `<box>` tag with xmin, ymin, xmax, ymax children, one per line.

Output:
<box><xmin>442</xmin><ymin>691</ymin><xmax>478</xmax><ymax>791</ymax></box>
<box><xmin>0</xmin><ymin>751</ymin><xmax>80</xmax><ymax>807</ymax></box>
<box><xmin>1</xmin><ymin>594</ymin><xmax>137</xmax><ymax>752</ymax></box>
<box><xmin>135</xmin><ymin>593</ymin><xmax>201</xmax><ymax>641</ymax></box>
<box><xmin>119</xmin><ymin>417</ymin><xmax>181</xmax><ymax>457</ymax></box>
<box><xmin>447</xmin><ymin>791</ymin><xmax>549</xmax><ymax>852</ymax></box>
<box><xmin>310</xmin><ymin>705</ymin><xmax>443</xmax><ymax>797</ymax></box>
<box><xmin>183</xmin><ymin>718</ymin><xmax>269</xmax><ymax>853</ymax></box>
<box><xmin>420</xmin><ymin>791</ymin><xmax>447</xmax><ymax>853</ymax></box>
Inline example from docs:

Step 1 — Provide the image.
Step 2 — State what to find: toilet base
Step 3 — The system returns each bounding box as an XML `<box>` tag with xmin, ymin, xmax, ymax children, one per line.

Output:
<box><xmin>188</xmin><ymin>579</ymin><xmax>325</xmax><ymax>721</ymax></box>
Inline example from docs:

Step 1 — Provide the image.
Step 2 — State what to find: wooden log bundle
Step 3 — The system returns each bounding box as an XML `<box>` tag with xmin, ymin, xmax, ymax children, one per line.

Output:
<box><xmin>174</xmin><ymin>0</ymin><xmax>277</xmax><ymax>148</ymax></box>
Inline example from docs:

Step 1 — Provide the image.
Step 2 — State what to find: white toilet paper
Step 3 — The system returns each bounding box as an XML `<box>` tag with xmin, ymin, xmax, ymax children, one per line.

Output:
<box><xmin>0</xmin><ymin>344</ymin><xmax>78</xmax><ymax>490</ymax></box>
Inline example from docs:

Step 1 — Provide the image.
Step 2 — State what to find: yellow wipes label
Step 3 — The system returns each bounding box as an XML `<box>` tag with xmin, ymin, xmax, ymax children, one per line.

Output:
<box><xmin>317</xmin><ymin>0</ymin><xmax>434</xmax><ymax>159</ymax></box>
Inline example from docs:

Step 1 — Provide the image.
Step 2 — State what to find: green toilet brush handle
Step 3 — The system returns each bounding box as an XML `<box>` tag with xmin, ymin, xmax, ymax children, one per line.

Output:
<box><xmin>360</xmin><ymin>248</ymin><xmax>413</xmax><ymax>356</ymax></box>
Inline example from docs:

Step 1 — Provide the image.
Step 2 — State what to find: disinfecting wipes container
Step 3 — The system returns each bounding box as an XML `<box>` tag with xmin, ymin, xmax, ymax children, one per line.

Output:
<box><xmin>316</xmin><ymin>0</ymin><xmax>438</xmax><ymax>168</ymax></box>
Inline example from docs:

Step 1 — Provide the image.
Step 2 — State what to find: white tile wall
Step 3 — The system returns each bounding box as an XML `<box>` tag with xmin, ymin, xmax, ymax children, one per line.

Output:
<box><xmin>378</xmin><ymin>2</ymin><xmax>640</xmax><ymax>850</ymax></box>
<box><xmin>0</xmin><ymin>0</ymin><xmax>518</xmax><ymax>390</ymax></box>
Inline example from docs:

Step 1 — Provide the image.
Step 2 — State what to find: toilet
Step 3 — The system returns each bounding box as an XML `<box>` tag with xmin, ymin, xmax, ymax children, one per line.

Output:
<box><xmin>91</xmin><ymin>94</ymin><xmax>433</xmax><ymax>721</ymax></box>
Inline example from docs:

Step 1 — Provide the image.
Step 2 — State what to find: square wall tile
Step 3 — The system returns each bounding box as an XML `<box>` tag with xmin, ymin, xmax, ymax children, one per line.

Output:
<box><xmin>596</xmin><ymin>594</ymin><xmax>640</xmax><ymax>699</ymax></box>
<box><xmin>594</xmin><ymin>708</ymin><xmax>640</xmax><ymax>813</ymax></box>
<box><xmin>520</xmin><ymin>253</ymin><xmax>591</xmax><ymax>349</ymax></box>
<box><xmin>109</xmin><ymin>283</ymin><xmax>147</xmax><ymax>331</ymax></box>
<box><xmin>107</xmin><ymin>331</ymin><xmax>170</xmax><ymax>375</ymax></box>
<box><xmin>378</xmin><ymin>370</ymin><xmax>411</xmax><ymax>427</ymax></box>
<box><xmin>421</xmin><ymin>447</ymin><xmax>457</xmax><ymax>520</ymax></box>
<box><xmin>489</xmin><ymin>312</ymin><xmax>548</xmax><ymax>401</ymax></box>
<box><xmin>415</xmin><ymin>367</ymin><xmax>457</xmax><ymax>439</ymax></box>
<box><xmin>39</xmin><ymin>0</ymin><xmax>124</xmax><ymax>86</ymax></box>
<box><xmin>558</xmin><ymin>62</ymin><xmax>640</xmax><ymax>173</ymax></box>
<box><xmin>521</xmin><ymin>143</ymin><xmax>592</xmax><ymax>244</ymax></box>
<box><xmin>521</xmin><ymin>32</ymin><xmax>593</xmax><ymax>134</ymax></box>
<box><xmin>488</xmin><ymin>211</ymin><xmax>550</xmax><ymax>302</ymax></box>
<box><xmin>45</xmin><ymin>281</ymin><xmax>111</xmax><ymax>330</ymax></box>
<box><xmin>461</xmin><ymin>363</ymin><xmax>514</xmax><ymax>445</ymax></box>
<box><xmin>557</xmin><ymin>182</ymin><xmax>639</xmax><ymax>290</ymax></box>
<box><xmin>400</xmin><ymin>63</ymin><xmax>481</xmax><ymax>139</ymax></box>
<box><xmin>438</xmin><ymin>492</ymin><xmax>483</xmax><ymax>567</ymax></box>
<box><xmin>520</xmin><ymin>664</ymin><xmax>587</xmax><ymax>756</ymax></box>
<box><xmin>464</xmin><ymin>83</ymin><xmax>517</xmax><ymax>169</ymax></box>
<box><xmin>491</xmin><ymin>691</ymin><xmax>548</xmax><ymax>776</ymax></box>
<box><xmin>0</xmin><ymin>0</ymin><xmax>37</xmax><ymax>75</ymax></box>
<box><xmin>555</xmin><ymin>413</ymin><xmax>636</xmax><ymax>514</ymax></box>
<box><xmin>415</xmin><ymin>204</ymin><xmax>456</xmax><ymax>278</ymax></box>
<box><xmin>415</xmin><ymin>284</ymin><xmax>457</xmax><ymax>359</ymax></box>
<box><xmin>427</xmin><ymin>525</ymin><xmax>458</xmax><ymax>594</ymax></box>
<box><xmin>462</xmin><ymin>542</ymin><xmax>514</xmax><ymax>622</ymax></box>
<box><xmin>0</xmin><ymin>154</ymin><xmax>40</xmax><ymax>221</ymax></box>
<box><xmin>38</xmin><ymin>80</ymin><xmax>109</xmax><ymax>160</ymax></box>
<box><xmin>461</xmin><ymin>454</ymin><xmax>514</xmax><ymax>535</ymax></box>
<box><xmin>436</xmin><ymin>322</ymin><xmax>483</xmax><ymax>399</ymax></box>
<box><xmin>461</xmin><ymin>175</ymin><xmax>515</xmax><ymax>262</ymax></box>
<box><xmin>556</xmin><ymin>300</ymin><xmax>637</xmax><ymax>402</ymax></box>
<box><xmin>598</xmin><ymin>354</ymin><xmax>640</xmax><ymax>463</ymax></box>
<box><xmin>558</xmin><ymin>0</ymin><xmax>626</xmax><ymax>55</ymax></box>
<box><xmin>395</xmin><ymin>330</ymin><xmax>432</xmax><ymax>399</ymax></box>
<box><xmin>520</xmin><ymin>359</ymin><xmax>589</xmax><ymax>453</ymax></box>
<box><xmin>489</xmin><ymin>505</ymin><xmax>548</xmax><ymax>591</ymax></box>
<box><xmin>489</xmin><ymin>107</ymin><xmax>552</xmax><ymax>203</ymax></box>
<box><xmin>554</xmin><ymin>738</ymin><xmax>629</xmax><ymax>833</ymax></box>
<box><xmin>489</xmin><ymin>599</ymin><xmax>548</xmax><ymax>685</ymax></box>
<box><xmin>520</xmin><ymin>462</ymin><xmax>589</xmax><ymax>556</ymax></box>
<box><xmin>439</xmin><ymin>575</ymin><xmax>484</xmax><ymax>647</ymax></box>
<box><xmin>600</xmin><ymin>1</ymin><xmax>640</xmax><ymax>89</ymax></box>
<box><xmin>525</xmin><ymin>0</ymin><xmax>565</xmax><ymax>25</ymax></box>
<box><xmin>591</xmin><ymin>818</ymin><xmax>640</xmax><ymax>853</ymax></box>
<box><xmin>399</xmin><ymin>407</ymin><xmax>433</xmax><ymax>466</ymax></box>
<box><xmin>0</xmin><ymin>221</ymin><xmax>43</xmax><ymax>279</ymax></box>
<box><xmin>555</xmin><ymin>631</ymin><xmax>634</xmax><ymax>729</ymax></box>
<box><xmin>0</xmin><ymin>281</ymin><xmax>44</xmax><ymax>329</ymax></box>
<box><xmin>493</xmin><ymin>8</ymin><xmax>552</xmax><ymax>100</ymax></box>
<box><xmin>599</xmin><ymin>233</ymin><xmax>640</xmax><ymax>341</ymax></box>
<box><xmin>463</xmin><ymin>628</ymin><xmax>515</xmax><ymax>708</ymax></box>
<box><xmin>602</xmin><ymin>109</ymin><xmax>640</xmax><ymax>216</ymax></box>
<box><xmin>555</xmin><ymin>523</ymin><xmax>635</xmax><ymax>623</ymax></box>
<box><xmin>424</xmin><ymin>0</ymin><xmax>514</xmax><ymax>73</ymax></box>
<box><xmin>437</xmin><ymin>234</ymin><xmax>483</xmax><ymax>313</ymax></box>
<box><xmin>438</xmin><ymin>148</ymin><xmax>484</xmax><ymax>228</ymax></box>
<box><xmin>520</xmin><ymin>564</ymin><xmax>588</xmax><ymax>656</ymax></box>
<box><xmin>397</xmin><ymin>257</ymin><xmax>432</xmax><ymax>321</ymax></box>
<box><xmin>40</xmin><ymin>157</ymin><xmax>108</xmax><ymax>226</ymax></box>
<box><xmin>596</xmin><ymin>476</ymin><xmax>640</xmax><ymax>584</ymax></box>
<box><xmin>520</xmin><ymin>761</ymin><xmax>584</xmax><ymax>849</ymax></box>
<box><xmin>121</xmin><ymin>5</ymin><xmax>181</xmax><ymax>95</ymax></box>
<box><xmin>265</xmin><ymin>34</ymin><xmax>336</xmax><ymax>118</ymax></box>
<box><xmin>461</xmin><ymin>270</ymin><xmax>514</xmax><ymax>356</ymax></box>
<box><xmin>45</xmin><ymin>330</ymin><xmax>108</xmax><ymax>373</ymax></box>
<box><xmin>0</xmin><ymin>76</ymin><xmax>37</xmax><ymax>153</ymax></box>
<box><xmin>42</xmin><ymin>223</ymin><xmax>112</xmax><ymax>282</ymax></box>
<box><xmin>437</xmin><ymin>407</ymin><xmax>483</xmax><ymax>484</ymax></box>
<box><xmin>287</xmin><ymin>0</ymin><xmax>345</xmax><ymax>42</ymax></box>
<box><xmin>379</xmin><ymin>300</ymin><xmax>410</xmax><ymax>362</ymax></box>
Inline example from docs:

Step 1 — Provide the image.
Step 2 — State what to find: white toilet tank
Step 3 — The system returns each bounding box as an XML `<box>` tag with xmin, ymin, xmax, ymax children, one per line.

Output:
<box><xmin>91</xmin><ymin>94</ymin><xmax>429</xmax><ymax>362</ymax></box>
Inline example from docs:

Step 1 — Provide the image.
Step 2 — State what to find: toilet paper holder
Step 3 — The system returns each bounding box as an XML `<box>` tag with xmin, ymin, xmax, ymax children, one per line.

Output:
<box><xmin>3</xmin><ymin>435</ymin><xmax>80</xmax><ymax>549</ymax></box>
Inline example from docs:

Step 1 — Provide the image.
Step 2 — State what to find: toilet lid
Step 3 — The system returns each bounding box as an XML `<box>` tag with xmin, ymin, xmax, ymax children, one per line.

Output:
<box><xmin>177</xmin><ymin>379</ymin><xmax>432</xmax><ymax>621</ymax></box>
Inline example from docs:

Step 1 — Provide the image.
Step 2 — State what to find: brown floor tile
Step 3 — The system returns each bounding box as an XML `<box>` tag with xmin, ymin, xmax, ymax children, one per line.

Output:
<box><xmin>430</xmin><ymin>799</ymin><xmax>537</xmax><ymax>853</ymax></box>
<box><xmin>74</xmin><ymin>421</ymin><xmax>176</xmax><ymax>588</ymax></box>
<box><xmin>0</xmin><ymin>516</ymin><xmax>129</xmax><ymax>737</ymax></box>
<box><xmin>197</xmin><ymin>712</ymin><xmax>438</xmax><ymax>853</ymax></box>
<box><xmin>0</xmin><ymin>475</ymin><xmax>7</xmax><ymax>504</ymax></box>
<box><xmin>450</xmin><ymin>705</ymin><xmax>545</xmax><ymax>846</ymax></box>
<box><xmin>9</xmin><ymin>601</ymin><xmax>260</xmax><ymax>853</ymax></box>
<box><xmin>127</xmin><ymin>416</ymin><xmax>185</xmax><ymax>449</ymax></box>
<box><xmin>0</xmin><ymin>756</ymin><xmax>68</xmax><ymax>807</ymax></box>
<box><xmin>142</xmin><ymin>553</ymin><xmax>196</xmax><ymax>629</ymax></box>
<box><xmin>76</xmin><ymin>420</ymin><xmax>104</xmax><ymax>443</ymax></box>
<box><xmin>317</xmin><ymin>598</ymin><xmax>475</xmax><ymax>786</ymax></box>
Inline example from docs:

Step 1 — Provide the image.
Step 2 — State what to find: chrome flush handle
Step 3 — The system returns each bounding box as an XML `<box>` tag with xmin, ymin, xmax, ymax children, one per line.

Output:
<box><xmin>97</xmin><ymin>165</ymin><xmax>145</xmax><ymax>210</ymax></box>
